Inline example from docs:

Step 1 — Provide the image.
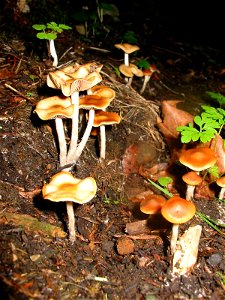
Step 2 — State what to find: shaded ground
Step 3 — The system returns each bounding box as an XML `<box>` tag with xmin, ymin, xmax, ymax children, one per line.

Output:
<box><xmin>1</xmin><ymin>2</ymin><xmax>225</xmax><ymax>299</ymax></box>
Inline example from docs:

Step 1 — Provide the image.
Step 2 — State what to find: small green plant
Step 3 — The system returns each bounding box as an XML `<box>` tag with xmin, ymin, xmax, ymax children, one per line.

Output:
<box><xmin>136</xmin><ymin>59</ymin><xmax>151</xmax><ymax>70</ymax></box>
<box><xmin>32</xmin><ymin>22</ymin><xmax>72</xmax><ymax>67</ymax></box>
<box><xmin>207</xmin><ymin>165</ymin><xmax>220</xmax><ymax>179</ymax></box>
<box><xmin>123</xmin><ymin>31</ymin><xmax>139</xmax><ymax>44</ymax></box>
<box><xmin>206</xmin><ymin>91</ymin><xmax>225</xmax><ymax>107</ymax></box>
<box><xmin>102</xmin><ymin>196</ymin><xmax>119</xmax><ymax>205</ymax></box>
<box><xmin>147</xmin><ymin>178</ymin><xmax>173</xmax><ymax>197</ymax></box>
<box><xmin>177</xmin><ymin>105</ymin><xmax>225</xmax><ymax>143</ymax></box>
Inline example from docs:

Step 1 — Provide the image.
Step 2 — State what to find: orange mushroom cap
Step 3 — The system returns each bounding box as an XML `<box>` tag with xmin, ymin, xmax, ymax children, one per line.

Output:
<box><xmin>140</xmin><ymin>194</ymin><xmax>167</xmax><ymax>214</ymax></box>
<box><xmin>179</xmin><ymin>147</ymin><xmax>217</xmax><ymax>172</ymax></box>
<box><xmin>161</xmin><ymin>196</ymin><xmax>196</xmax><ymax>224</ymax></box>
<box><xmin>92</xmin><ymin>111</ymin><xmax>121</xmax><ymax>127</ymax></box>
<box><xmin>182</xmin><ymin>171</ymin><xmax>202</xmax><ymax>186</ymax></box>
<box><xmin>216</xmin><ymin>176</ymin><xmax>225</xmax><ymax>188</ymax></box>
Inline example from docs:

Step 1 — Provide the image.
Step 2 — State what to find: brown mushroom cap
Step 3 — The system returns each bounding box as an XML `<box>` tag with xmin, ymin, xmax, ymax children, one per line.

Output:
<box><xmin>119</xmin><ymin>64</ymin><xmax>134</xmax><ymax>77</ymax></box>
<box><xmin>216</xmin><ymin>176</ymin><xmax>225</xmax><ymax>187</ymax></box>
<box><xmin>92</xmin><ymin>111</ymin><xmax>121</xmax><ymax>127</ymax></box>
<box><xmin>179</xmin><ymin>147</ymin><xmax>217</xmax><ymax>171</ymax></box>
<box><xmin>42</xmin><ymin>171</ymin><xmax>97</xmax><ymax>204</ymax></box>
<box><xmin>79</xmin><ymin>95</ymin><xmax>112</xmax><ymax>110</ymax></box>
<box><xmin>34</xmin><ymin>96</ymin><xmax>74</xmax><ymax>120</ymax></box>
<box><xmin>182</xmin><ymin>171</ymin><xmax>202</xmax><ymax>186</ymax></box>
<box><xmin>140</xmin><ymin>194</ymin><xmax>167</xmax><ymax>214</ymax></box>
<box><xmin>91</xmin><ymin>85</ymin><xmax>116</xmax><ymax>101</ymax></box>
<box><xmin>161</xmin><ymin>196</ymin><xmax>196</xmax><ymax>224</ymax></box>
<box><xmin>114</xmin><ymin>43</ymin><xmax>140</xmax><ymax>54</ymax></box>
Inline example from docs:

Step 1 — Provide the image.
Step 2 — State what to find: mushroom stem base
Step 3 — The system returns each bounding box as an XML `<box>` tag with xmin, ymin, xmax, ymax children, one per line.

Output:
<box><xmin>171</xmin><ymin>224</ymin><xmax>179</xmax><ymax>255</ymax></box>
<box><xmin>66</xmin><ymin>201</ymin><xmax>76</xmax><ymax>243</ymax></box>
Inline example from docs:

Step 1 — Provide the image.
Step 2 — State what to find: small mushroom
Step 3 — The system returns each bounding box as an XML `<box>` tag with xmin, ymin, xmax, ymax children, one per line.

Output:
<box><xmin>161</xmin><ymin>196</ymin><xmax>196</xmax><ymax>255</ymax></box>
<box><xmin>216</xmin><ymin>176</ymin><xmax>225</xmax><ymax>199</ymax></box>
<box><xmin>140</xmin><ymin>194</ymin><xmax>167</xmax><ymax>215</ymax></box>
<box><xmin>42</xmin><ymin>171</ymin><xmax>97</xmax><ymax>243</ymax></box>
<box><xmin>140</xmin><ymin>65</ymin><xmax>160</xmax><ymax>94</ymax></box>
<box><xmin>114</xmin><ymin>43</ymin><xmax>140</xmax><ymax>66</ymax></box>
<box><xmin>119</xmin><ymin>63</ymin><xmax>143</xmax><ymax>86</ymax></box>
<box><xmin>90</xmin><ymin>110</ymin><xmax>121</xmax><ymax>160</ymax></box>
<box><xmin>182</xmin><ymin>171</ymin><xmax>202</xmax><ymax>201</ymax></box>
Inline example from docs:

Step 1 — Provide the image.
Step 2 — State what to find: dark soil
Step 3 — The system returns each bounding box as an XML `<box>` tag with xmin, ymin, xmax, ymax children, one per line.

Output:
<box><xmin>1</xmin><ymin>1</ymin><xmax>225</xmax><ymax>299</ymax></box>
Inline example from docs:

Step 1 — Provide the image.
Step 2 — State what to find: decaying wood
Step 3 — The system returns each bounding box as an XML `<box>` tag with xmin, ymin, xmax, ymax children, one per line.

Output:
<box><xmin>172</xmin><ymin>225</ymin><xmax>202</xmax><ymax>275</ymax></box>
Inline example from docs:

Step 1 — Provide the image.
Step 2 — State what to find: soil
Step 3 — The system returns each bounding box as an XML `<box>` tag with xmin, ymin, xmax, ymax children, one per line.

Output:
<box><xmin>1</xmin><ymin>2</ymin><xmax>225</xmax><ymax>299</ymax></box>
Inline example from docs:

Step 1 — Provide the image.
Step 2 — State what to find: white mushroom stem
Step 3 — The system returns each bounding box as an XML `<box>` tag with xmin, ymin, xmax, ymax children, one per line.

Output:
<box><xmin>66</xmin><ymin>201</ymin><xmax>76</xmax><ymax>243</ymax></box>
<box><xmin>99</xmin><ymin>124</ymin><xmax>106</xmax><ymax>160</ymax></box>
<box><xmin>218</xmin><ymin>187</ymin><xmax>225</xmax><ymax>199</ymax></box>
<box><xmin>140</xmin><ymin>75</ymin><xmax>151</xmax><ymax>94</ymax></box>
<box><xmin>67</xmin><ymin>91</ymin><xmax>80</xmax><ymax>163</ymax></box>
<box><xmin>171</xmin><ymin>224</ymin><xmax>179</xmax><ymax>255</ymax></box>
<box><xmin>55</xmin><ymin>117</ymin><xmax>67</xmax><ymax>166</ymax></box>
<box><xmin>127</xmin><ymin>77</ymin><xmax>133</xmax><ymax>86</ymax></box>
<box><xmin>49</xmin><ymin>39</ymin><xmax>58</xmax><ymax>67</ymax></box>
<box><xmin>124</xmin><ymin>53</ymin><xmax>129</xmax><ymax>66</ymax></box>
<box><xmin>186</xmin><ymin>184</ymin><xmax>196</xmax><ymax>201</ymax></box>
<box><xmin>73</xmin><ymin>108</ymin><xmax>95</xmax><ymax>162</ymax></box>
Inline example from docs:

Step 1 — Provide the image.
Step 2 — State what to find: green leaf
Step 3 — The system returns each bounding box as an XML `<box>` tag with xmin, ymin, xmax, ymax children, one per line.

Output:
<box><xmin>32</xmin><ymin>24</ymin><xmax>46</xmax><ymax>31</ymax></box>
<box><xmin>136</xmin><ymin>59</ymin><xmax>150</xmax><ymax>70</ymax></box>
<box><xmin>206</xmin><ymin>91</ymin><xmax>225</xmax><ymax>106</ymax></box>
<box><xmin>158</xmin><ymin>176</ymin><xmax>173</xmax><ymax>187</ymax></box>
<box><xmin>199</xmin><ymin>131</ymin><xmax>216</xmax><ymax>143</ymax></box>
<box><xmin>208</xmin><ymin>165</ymin><xmax>219</xmax><ymax>179</ymax></box>
<box><xmin>59</xmin><ymin>24</ymin><xmax>72</xmax><ymax>30</ymax></box>
<box><xmin>194</xmin><ymin>115</ymin><xmax>203</xmax><ymax>127</ymax></box>
<box><xmin>147</xmin><ymin>179</ymin><xmax>173</xmax><ymax>197</ymax></box>
<box><xmin>36</xmin><ymin>32</ymin><xmax>48</xmax><ymax>39</ymax></box>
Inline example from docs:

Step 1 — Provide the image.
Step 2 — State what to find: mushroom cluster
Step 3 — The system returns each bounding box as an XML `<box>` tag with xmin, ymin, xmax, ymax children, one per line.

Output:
<box><xmin>34</xmin><ymin>61</ymin><xmax>121</xmax><ymax>243</ymax></box>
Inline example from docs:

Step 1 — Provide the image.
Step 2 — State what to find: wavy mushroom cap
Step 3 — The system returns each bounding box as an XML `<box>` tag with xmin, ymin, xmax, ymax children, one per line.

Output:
<box><xmin>42</xmin><ymin>171</ymin><xmax>97</xmax><ymax>204</ymax></box>
<box><xmin>35</xmin><ymin>96</ymin><xmax>74</xmax><ymax>120</ymax></box>
<box><xmin>114</xmin><ymin>43</ymin><xmax>140</xmax><ymax>54</ymax></box>
<box><xmin>179</xmin><ymin>147</ymin><xmax>217</xmax><ymax>172</ymax></box>
<box><xmin>91</xmin><ymin>85</ymin><xmax>116</xmax><ymax>101</ymax></box>
<box><xmin>79</xmin><ymin>95</ymin><xmax>112</xmax><ymax>110</ymax></box>
<box><xmin>161</xmin><ymin>196</ymin><xmax>196</xmax><ymax>224</ymax></box>
<box><xmin>70</xmin><ymin>71</ymin><xmax>102</xmax><ymax>94</ymax></box>
<box><xmin>92</xmin><ymin>111</ymin><xmax>121</xmax><ymax>127</ymax></box>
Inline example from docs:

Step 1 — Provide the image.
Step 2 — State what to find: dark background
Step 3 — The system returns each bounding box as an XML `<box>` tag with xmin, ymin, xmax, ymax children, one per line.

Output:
<box><xmin>0</xmin><ymin>0</ymin><xmax>224</xmax><ymax>50</ymax></box>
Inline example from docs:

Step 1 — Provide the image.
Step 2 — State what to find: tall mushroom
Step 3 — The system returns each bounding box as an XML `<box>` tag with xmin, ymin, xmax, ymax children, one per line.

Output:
<box><xmin>34</xmin><ymin>95</ymin><xmax>74</xmax><ymax>166</ymax></box>
<box><xmin>90</xmin><ymin>110</ymin><xmax>121</xmax><ymax>160</ymax></box>
<box><xmin>114</xmin><ymin>43</ymin><xmax>140</xmax><ymax>66</ymax></box>
<box><xmin>161</xmin><ymin>196</ymin><xmax>196</xmax><ymax>255</ymax></box>
<box><xmin>42</xmin><ymin>171</ymin><xmax>97</xmax><ymax>243</ymax></box>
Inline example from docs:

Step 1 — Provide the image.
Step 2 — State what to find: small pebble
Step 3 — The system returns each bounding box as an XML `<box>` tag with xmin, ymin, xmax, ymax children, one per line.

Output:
<box><xmin>116</xmin><ymin>237</ymin><xmax>134</xmax><ymax>255</ymax></box>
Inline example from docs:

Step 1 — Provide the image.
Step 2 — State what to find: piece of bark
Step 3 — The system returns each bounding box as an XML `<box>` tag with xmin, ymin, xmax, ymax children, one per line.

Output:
<box><xmin>172</xmin><ymin>225</ymin><xmax>202</xmax><ymax>275</ymax></box>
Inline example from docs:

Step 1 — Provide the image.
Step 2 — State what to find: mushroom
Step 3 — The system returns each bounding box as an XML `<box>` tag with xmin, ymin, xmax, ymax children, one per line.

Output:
<box><xmin>182</xmin><ymin>171</ymin><xmax>202</xmax><ymax>201</ymax></box>
<box><xmin>119</xmin><ymin>63</ymin><xmax>143</xmax><ymax>86</ymax></box>
<box><xmin>216</xmin><ymin>176</ymin><xmax>225</xmax><ymax>199</ymax></box>
<box><xmin>114</xmin><ymin>43</ymin><xmax>140</xmax><ymax>66</ymax></box>
<box><xmin>140</xmin><ymin>194</ymin><xmax>167</xmax><ymax>215</ymax></box>
<box><xmin>42</xmin><ymin>171</ymin><xmax>97</xmax><ymax>243</ymax></box>
<box><xmin>34</xmin><ymin>95</ymin><xmax>74</xmax><ymax>166</ymax></box>
<box><xmin>140</xmin><ymin>65</ymin><xmax>160</xmax><ymax>94</ymax></box>
<box><xmin>161</xmin><ymin>196</ymin><xmax>196</xmax><ymax>255</ymax></box>
<box><xmin>179</xmin><ymin>147</ymin><xmax>217</xmax><ymax>173</ymax></box>
<box><xmin>73</xmin><ymin>90</ymin><xmax>115</xmax><ymax>163</ymax></box>
<box><xmin>90</xmin><ymin>110</ymin><xmax>121</xmax><ymax>160</ymax></box>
